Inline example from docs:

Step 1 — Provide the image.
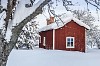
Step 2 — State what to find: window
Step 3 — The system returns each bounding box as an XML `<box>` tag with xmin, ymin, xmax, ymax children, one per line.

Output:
<box><xmin>43</xmin><ymin>37</ymin><xmax>46</xmax><ymax>46</ymax></box>
<box><xmin>66</xmin><ymin>37</ymin><xmax>74</xmax><ymax>48</ymax></box>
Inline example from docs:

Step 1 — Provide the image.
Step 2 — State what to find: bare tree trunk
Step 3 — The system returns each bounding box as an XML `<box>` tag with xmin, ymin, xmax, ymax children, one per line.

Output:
<box><xmin>0</xmin><ymin>0</ymin><xmax>51</xmax><ymax>66</ymax></box>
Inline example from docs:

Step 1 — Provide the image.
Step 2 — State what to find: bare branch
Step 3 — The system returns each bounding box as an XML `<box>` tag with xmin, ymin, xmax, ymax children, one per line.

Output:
<box><xmin>85</xmin><ymin>0</ymin><xmax>100</xmax><ymax>10</ymax></box>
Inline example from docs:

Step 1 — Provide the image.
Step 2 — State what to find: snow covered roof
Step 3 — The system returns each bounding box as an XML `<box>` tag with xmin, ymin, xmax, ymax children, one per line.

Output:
<box><xmin>39</xmin><ymin>17</ymin><xmax>90</xmax><ymax>32</ymax></box>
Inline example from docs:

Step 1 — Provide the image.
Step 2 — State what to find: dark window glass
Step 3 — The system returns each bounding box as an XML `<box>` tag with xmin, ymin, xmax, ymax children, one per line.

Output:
<box><xmin>71</xmin><ymin>38</ymin><xmax>73</xmax><ymax>42</ymax></box>
<box><xmin>67</xmin><ymin>38</ymin><xmax>70</xmax><ymax>42</ymax></box>
<box><xmin>71</xmin><ymin>42</ymin><xmax>73</xmax><ymax>46</ymax></box>
<box><xmin>67</xmin><ymin>42</ymin><xmax>70</xmax><ymax>46</ymax></box>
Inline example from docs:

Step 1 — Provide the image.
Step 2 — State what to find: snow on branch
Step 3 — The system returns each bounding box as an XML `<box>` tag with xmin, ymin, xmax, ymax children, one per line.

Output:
<box><xmin>25</xmin><ymin>0</ymin><xmax>35</xmax><ymax>8</ymax></box>
<box><xmin>11</xmin><ymin>0</ymin><xmax>45</xmax><ymax>28</ymax></box>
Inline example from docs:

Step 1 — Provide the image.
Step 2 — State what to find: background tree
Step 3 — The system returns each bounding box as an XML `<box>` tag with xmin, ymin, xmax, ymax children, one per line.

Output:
<box><xmin>85</xmin><ymin>0</ymin><xmax>100</xmax><ymax>10</ymax></box>
<box><xmin>72</xmin><ymin>10</ymin><xmax>100</xmax><ymax>49</ymax></box>
<box><xmin>16</xmin><ymin>20</ymin><xmax>39</xmax><ymax>50</ymax></box>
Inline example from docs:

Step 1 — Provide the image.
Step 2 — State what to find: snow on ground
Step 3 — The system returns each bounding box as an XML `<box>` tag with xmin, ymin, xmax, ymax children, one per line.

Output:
<box><xmin>7</xmin><ymin>48</ymin><xmax>100</xmax><ymax>66</ymax></box>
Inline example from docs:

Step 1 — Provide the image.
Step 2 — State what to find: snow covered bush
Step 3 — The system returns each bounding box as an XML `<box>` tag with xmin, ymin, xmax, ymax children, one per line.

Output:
<box><xmin>16</xmin><ymin>20</ymin><xmax>39</xmax><ymax>50</ymax></box>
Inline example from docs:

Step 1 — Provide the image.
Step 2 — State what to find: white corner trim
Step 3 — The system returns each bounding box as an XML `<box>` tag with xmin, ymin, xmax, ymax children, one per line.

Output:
<box><xmin>43</xmin><ymin>37</ymin><xmax>46</xmax><ymax>46</ymax></box>
<box><xmin>53</xmin><ymin>29</ymin><xmax>55</xmax><ymax>50</ymax></box>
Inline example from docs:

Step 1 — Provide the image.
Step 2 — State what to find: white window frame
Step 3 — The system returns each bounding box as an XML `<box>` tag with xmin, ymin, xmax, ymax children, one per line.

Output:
<box><xmin>66</xmin><ymin>37</ymin><xmax>75</xmax><ymax>48</ymax></box>
<box><xmin>43</xmin><ymin>37</ymin><xmax>46</xmax><ymax>46</ymax></box>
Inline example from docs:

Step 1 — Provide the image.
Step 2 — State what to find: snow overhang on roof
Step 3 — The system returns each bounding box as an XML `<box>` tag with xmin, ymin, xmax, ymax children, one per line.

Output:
<box><xmin>39</xmin><ymin>17</ymin><xmax>90</xmax><ymax>32</ymax></box>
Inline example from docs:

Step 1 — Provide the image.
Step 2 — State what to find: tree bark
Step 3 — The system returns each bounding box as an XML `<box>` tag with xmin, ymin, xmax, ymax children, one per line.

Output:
<box><xmin>0</xmin><ymin>31</ymin><xmax>8</xmax><ymax>66</ymax></box>
<box><xmin>0</xmin><ymin>0</ymin><xmax>51</xmax><ymax>66</ymax></box>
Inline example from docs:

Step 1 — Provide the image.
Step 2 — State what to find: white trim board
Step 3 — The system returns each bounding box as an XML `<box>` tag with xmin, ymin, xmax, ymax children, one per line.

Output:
<box><xmin>53</xmin><ymin>29</ymin><xmax>55</xmax><ymax>50</ymax></box>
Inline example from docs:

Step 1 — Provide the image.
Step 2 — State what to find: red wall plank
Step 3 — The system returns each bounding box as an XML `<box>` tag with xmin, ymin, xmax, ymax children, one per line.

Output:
<box><xmin>39</xmin><ymin>30</ymin><xmax>53</xmax><ymax>49</ymax></box>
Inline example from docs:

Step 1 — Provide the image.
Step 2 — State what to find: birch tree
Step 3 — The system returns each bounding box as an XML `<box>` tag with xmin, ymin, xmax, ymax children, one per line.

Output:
<box><xmin>0</xmin><ymin>0</ymin><xmax>51</xmax><ymax>66</ymax></box>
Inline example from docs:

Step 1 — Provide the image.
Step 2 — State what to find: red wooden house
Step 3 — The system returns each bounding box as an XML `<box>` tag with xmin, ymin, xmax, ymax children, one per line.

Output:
<box><xmin>39</xmin><ymin>17</ymin><xmax>90</xmax><ymax>52</ymax></box>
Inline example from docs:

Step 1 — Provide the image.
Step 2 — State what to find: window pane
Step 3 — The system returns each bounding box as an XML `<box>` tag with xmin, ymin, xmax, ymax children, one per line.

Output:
<box><xmin>67</xmin><ymin>38</ymin><xmax>70</xmax><ymax>42</ymax></box>
<box><xmin>71</xmin><ymin>38</ymin><xmax>73</xmax><ymax>42</ymax></box>
<box><xmin>71</xmin><ymin>42</ymin><xmax>73</xmax><ymax>46</ymax></box>
<box><xmin>67</xmin><ymin>42</ymin><xmax>70</xmax><ymax>46</ymax></box>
